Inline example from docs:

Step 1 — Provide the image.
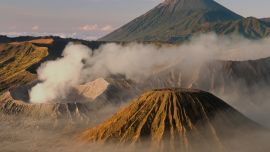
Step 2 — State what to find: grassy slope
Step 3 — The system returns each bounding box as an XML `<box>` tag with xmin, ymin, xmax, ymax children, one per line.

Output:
<box><xmin>0</xmin><ymin>41</ymin><xmax>49</xmax><ymax>93</ymax></box>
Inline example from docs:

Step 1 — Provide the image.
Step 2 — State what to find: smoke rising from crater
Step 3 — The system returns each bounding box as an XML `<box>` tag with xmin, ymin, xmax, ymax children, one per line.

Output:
<box><xmin>29</xmin><ymin>33</ymin><xmax>270</xmax><ymax>103</ymax></box>
<box><xmin>29</xmin><ymin>43</ymin><xmax>91</xmax><ymax>103</ymax></box>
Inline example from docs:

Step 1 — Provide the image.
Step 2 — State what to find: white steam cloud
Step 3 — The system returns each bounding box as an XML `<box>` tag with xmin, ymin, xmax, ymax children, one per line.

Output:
<box><xmin>29</xmin><ymin>33</ymin><xmax>270</xmax><ymax>103</ymax></box>
<box><xmin>82</xmin><ymin>34</ymin><xmax>270</xmax><ymax>81</ymax></box>
<box><xmin>29</xmin><ymin>43</ymin><xmax>91</xmax><ymax>103</ymax></box>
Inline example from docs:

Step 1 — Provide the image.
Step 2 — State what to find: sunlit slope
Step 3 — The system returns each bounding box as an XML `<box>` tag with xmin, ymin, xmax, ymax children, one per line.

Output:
<box><xmin>80</xmin><ymin>88</ymin><xmax>261</xmax><ymax>151</ymax></box>
<box><xmin>0</xmin><ymin>42</ymin><xmax>48</xmax><ymax>93</ymax></box>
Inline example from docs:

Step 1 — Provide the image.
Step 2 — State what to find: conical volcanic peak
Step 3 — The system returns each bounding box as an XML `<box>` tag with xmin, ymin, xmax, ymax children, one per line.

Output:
<box><xmin>80</xmin><ymin>88</ymin><xmax>260</xmax><ymax>151</ymax></box>
<box><xmin>163</xmin><ymin>0</ymin><xmax>227</xmax><ymax>11</ymax></box>
<box><xmin>99</xmin><ymin>0</ymin><xmax>243</xmax><ymax>42</ymax></box>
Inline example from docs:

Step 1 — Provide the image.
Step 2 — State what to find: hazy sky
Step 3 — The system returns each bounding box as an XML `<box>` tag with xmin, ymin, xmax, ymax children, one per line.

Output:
<box><xmin>0</xmin><ymin>0</ymin><xmax>269</xmax><ymax>40</ymax></box>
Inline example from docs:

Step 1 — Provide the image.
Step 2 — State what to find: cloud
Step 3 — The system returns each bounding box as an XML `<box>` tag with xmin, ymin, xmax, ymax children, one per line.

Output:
<box><xmin>0</xmin><ymin>24</ymin><xmax>114</xmax><ymax>41</ymax></box>
<box><xmin>101</xmin><ymin>25</ymin><xmax>114</xmax><ymax>32</ymax></box>
<box><xmin>0</xmin><ymin>31</ymin><xmax>99</xmax><ymax>40</ymax></box>
<box><xmin>78</xmin><ymin>24</ymin><xmax>114</xmax><ymax>32</ymax></box>
<box><xmin>32</xmin><ymin>25</ymin><xmax>39</xmax><ymax>31</ymax></box>
<box><xmin>79</xmin><ymin>24</ymin><xmax>98</xmax><ymax>31</ymax></box>
<box><xmin>0</xmin><ymin>32</ymin><xmax>22</xmax><ymax>37</ymax></box>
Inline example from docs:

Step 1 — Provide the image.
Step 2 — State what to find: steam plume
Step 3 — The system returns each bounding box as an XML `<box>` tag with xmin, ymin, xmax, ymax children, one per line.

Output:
<box><xmin>29</xmin><ymin>43</ymin><xmax>91</xmax><ymax>103</ymax></box>
<box><xmin>29</xmin><ymin>33</ymin><xmax>270</xmax><ymax>103</ymax></box>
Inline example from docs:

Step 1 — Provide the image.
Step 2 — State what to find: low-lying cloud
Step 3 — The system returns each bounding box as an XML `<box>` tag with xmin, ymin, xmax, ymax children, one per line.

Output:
<box><xmin>78</xmin><ymin>24</ymin><xmax>115</xmax><ymax>32</ymax></box>
<box><xmin>29</xmin><ymin>33</ymin><xmax>270</xmax><ymax>104</ymax></box>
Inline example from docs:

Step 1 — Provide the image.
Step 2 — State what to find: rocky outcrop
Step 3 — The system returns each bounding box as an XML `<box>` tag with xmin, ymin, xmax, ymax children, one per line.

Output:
<box><xmin>0</xmin><ymin>91</ymin><xmax>90</xmax><ymax>121</ymax></box>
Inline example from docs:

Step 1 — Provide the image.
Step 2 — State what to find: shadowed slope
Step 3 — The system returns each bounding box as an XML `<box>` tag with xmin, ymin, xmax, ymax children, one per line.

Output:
<box><xmin>80</xmin><ymin>88</ymin><xmax>261</xmax><ymax>151</ymax></box>
<box><xmin>145</xmin><ymin>56</ymin><xmax>270</xmax><ymax>93</ymax></box>
<box><xmin>206</xmin><ymin>17</ymin><xmax>270</xmax><ymax>39</ymax></box>
<box><xmin>261</xmin><ymin>18</ymin><xmax>270</xmax><ymax>23</ymax></box>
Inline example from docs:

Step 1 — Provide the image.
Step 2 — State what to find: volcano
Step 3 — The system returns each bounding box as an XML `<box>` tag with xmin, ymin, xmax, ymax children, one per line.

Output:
<box><xmin>0</xmin><ymin>76</ymin><xmax>134</xmax><ymax>124</ymax></box>
<box><xmin>80</xmin><ymin>88</ymin><xmax>262</xmax><ymax>151</ymax></box>
<box><xmin>100</xmin><ymin>0</ymin><xmax>270</xmax><ymax>42</ymax></box>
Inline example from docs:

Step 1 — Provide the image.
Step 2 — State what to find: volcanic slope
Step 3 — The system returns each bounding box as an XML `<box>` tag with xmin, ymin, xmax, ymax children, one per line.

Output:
<box><xmin>100</xmin><ymin>0</ymin><xmax>270</xmax><ymax>42</ymax></box>
<box><xmin>0</xmin><ymin>41</ymin><xmax>48</xmax><ymax>94</ymax></box>
<box><xmin>80</xmin><ymin>88</ymin><xmax>262</xmax><ymax>151</ymax></box>
<box><xmin>0</xmin><ymin>37</ymin><xmax>104</xmax><ymax>94</ymax></box>
<box><xmin>0</xmin><ymin>91</ymin><xmax>91</xmax><ymax>122</ymax></box>
<box><xmin>145</xmin><ymin>56</ymin><xmax>270</xmax><ymax>93</ymax></box>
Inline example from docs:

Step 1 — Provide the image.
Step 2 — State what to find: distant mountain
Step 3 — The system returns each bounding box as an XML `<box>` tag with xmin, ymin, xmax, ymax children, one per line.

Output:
<box><xmin>0</xmin><ymin>35</ymin><xmax>10</xmax><ymax>43</ymax></box>
<box><xmin>261</xmin><ymin>18</ymin><xmax>270</xmax><ymax>23</ymax></box>
<box><xmin>100</xmin><ymin>0</ymin><xmax>270</xmax><ymax>42</ymax></box>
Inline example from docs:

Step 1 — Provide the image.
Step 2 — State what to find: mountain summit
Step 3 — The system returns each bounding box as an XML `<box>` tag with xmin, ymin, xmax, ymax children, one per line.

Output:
<box><xmin>164</xmin><ymin>0</ymin><xmax>237</xmax><ymax>12</ymax></box>
<box><xmin>99</xmin><ymin>0</ymin><xmax>242</xmax><ymax>42</ymax></box>
<box><xmin>99</xmin><ymin>0</ymin><xmax>270</xmax><ymax>42</ymax></box>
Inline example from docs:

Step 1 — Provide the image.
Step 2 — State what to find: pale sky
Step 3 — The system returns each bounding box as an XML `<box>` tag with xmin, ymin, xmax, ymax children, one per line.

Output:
<box><xmin>0</xmin><ymin>0</ymin><xmax>269</xmax><ymax>40</ymax></box>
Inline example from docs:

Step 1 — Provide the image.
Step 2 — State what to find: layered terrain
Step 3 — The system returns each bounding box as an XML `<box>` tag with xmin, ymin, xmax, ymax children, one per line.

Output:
<box><xmin>80</xmin><ymin>88</ymin><xmax>262</xmax><ymax>151</ymax></box>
